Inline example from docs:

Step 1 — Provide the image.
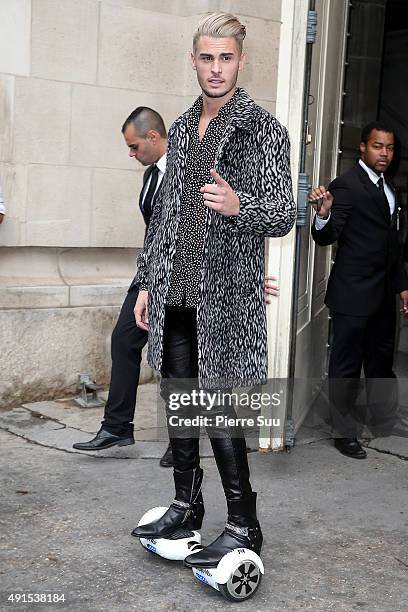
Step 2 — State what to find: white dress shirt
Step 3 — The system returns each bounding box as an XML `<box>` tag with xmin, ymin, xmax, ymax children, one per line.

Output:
<box><xmin>358</xmin><ymin>159</ymin><xmax>395</xmax><ymax>215</ymax></box>
<box><xmin>141</xmin><ymin>153</ymin><xmax>167</xmax><ymax>206</ymax></box>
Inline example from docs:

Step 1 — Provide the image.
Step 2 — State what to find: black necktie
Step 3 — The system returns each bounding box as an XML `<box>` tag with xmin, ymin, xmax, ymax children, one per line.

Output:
<box><xmin>377</xmin><ymin>177</ymin><xmax>390</xmax><ymax>219</ymax></box>
<box><xmin>143</xmin><ymin>165</ymin><xmax>159</xmax><ymax>218</ymax></box>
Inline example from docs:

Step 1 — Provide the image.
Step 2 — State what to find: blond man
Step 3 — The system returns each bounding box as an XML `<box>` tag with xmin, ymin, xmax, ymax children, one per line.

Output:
<box><xmin>132</xmin><ymin>13</ymin><xmax>295</xmax><ymax>568</ymax></box>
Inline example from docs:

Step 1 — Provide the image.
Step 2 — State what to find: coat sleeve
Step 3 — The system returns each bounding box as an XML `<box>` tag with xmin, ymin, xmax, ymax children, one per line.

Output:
<box><xmin>133</xmin><ymin>126</ymin><xmax>177</xmax><ymax>289</ymax></box>
<box><xmin>311</xmin><ymin>179</ymin><xmax>354</xmax><ymax>247</ymax></box>
<box><xmin>133</xmin><ymin>184</ymin><xmax>164</xmax><ymax>290</ymax></box>
<box><xmin>396</xmin><ymin>257</ymin><xmax>408</xmax><ymax>293</ymax></box>
<box><xmin>228</xmin><ymin>120</ymin><xmax>296</xmax><ymax>238</ymax></box>
<box><xmin>396</xmin><ymin>216</ymin><xmax>408</xmax><ymax>290</ymax></box>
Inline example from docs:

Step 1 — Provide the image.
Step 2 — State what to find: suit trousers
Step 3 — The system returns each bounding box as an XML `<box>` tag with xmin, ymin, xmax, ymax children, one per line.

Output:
<box><xmin>328</xmin><ymin>295</ymin><xmax>398</xmax><ymax>437</ymax></box>
<box><xmin>160</xmin><ymin>306</ymin><xmax>253</xmax><ymax>501</ymax></box>
<box><xmin>102</xmin><ymin>285</ymin><xmax>148</xmax><ymax>436</ymax></box>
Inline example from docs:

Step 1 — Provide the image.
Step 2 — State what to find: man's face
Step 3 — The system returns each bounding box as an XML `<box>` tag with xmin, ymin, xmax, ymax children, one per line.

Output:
<box><xmin>191</xmin><ymin>35</ymin><xmax>245</xmax><ymax>100</ymax></box>
<box><xmin>123</xmin><ymin>124</ymin><xmax>158</xmax><ymax>166</ymax></box>
<box><xmin>360</xmin><ymin>129</ymin><xmax>394</xmax><ymax>174</ymax></box>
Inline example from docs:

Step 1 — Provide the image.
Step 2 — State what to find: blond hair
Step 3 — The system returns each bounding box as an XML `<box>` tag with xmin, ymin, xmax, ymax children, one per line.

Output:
<box><xmin>193</xmin><ymin>12</ymin><xmax>246</xmax><ymax>54</ymax></box>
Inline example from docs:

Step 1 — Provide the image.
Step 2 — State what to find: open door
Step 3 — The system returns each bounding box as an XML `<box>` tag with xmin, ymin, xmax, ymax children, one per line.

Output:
<box><xmin>291</xmin><ymin>0</ymin><xmax>349</xmax><ymax>428</ymax></box>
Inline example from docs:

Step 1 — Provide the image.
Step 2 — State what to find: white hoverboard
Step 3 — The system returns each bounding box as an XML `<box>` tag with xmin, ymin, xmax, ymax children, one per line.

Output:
<box><xmin>191</xmin><ymin>548</ymin><xmax>264</xmax><ymax>602</ymax></box>
<box><xmin>136</xmin><ymin>507</ymin><xmax>264</xmax><ymax>601</ymax></box>
<box><xmin>137</xmin><ymin>506</ymin><xmax>202</xmax><ymax>561</ymax></box>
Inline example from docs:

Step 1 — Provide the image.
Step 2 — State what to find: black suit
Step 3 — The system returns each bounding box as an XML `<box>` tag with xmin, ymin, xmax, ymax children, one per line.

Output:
<box><xmin>102</xmin><ymin>165</ymin><xmax>161</xmax><ymax>435</ymax></box>
<box><xmin>312</xmin><ymin>163</ymin><xmax>408</xmax><ymax>436</ymax></box>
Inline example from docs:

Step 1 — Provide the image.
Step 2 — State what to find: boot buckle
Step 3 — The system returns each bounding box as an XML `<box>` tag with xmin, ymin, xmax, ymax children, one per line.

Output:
<box><xmin>225</xmin><ymin>523</ymin><xmax>249</xmax><ymax>537</ymax></box>
<box><xmin>171</xmin><ymin>499</ymin><xmax>190</xmax><ymax>510</ymax></box>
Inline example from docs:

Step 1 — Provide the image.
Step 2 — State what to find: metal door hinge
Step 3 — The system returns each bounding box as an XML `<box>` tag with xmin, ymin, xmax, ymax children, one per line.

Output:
<box><xmin>307</xmin><ymin>10</ymin><xmax>318</xmax><ymax>44</ymax></box>
<box><xmin>297</xmin><ymin>172</ymin><xmax>311</xmax><ymax>227</ymax></box>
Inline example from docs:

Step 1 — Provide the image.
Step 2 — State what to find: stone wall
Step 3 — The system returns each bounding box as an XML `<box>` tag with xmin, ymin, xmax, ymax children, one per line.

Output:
<box><xmin>0</xmin><ymin>0</ymin><xmax>282</xmax><ymax>407</ymax></box>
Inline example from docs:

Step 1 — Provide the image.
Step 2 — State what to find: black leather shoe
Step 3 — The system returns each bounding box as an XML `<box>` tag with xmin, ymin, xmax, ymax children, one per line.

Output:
<box><xmin>184</xmin><ymin>522</ymin><xmax>263</xmax><ymax>568</ymax></box>
<box><xmin>334</xmin><ymin>437</ymin><xmax>367</xmax><ymax>459</ymax></box>
<box><xmin>72</xmin><ymin>428</ymin><xmax>134</xmax><ymax>451</ymax></box>
<box><xmin>132</xmin><ymin>467</ymin><xmax>204</xmax><ymax>539</ymax></box>
<box><xmin>184</xmin><ymin>493</ymin><xmax>262</xmax><ymax>568</ymax></box>
<box><xmin>159</xmin><ymin>443</ymin><xmax>173</xmax><ymax>467</ymax></box>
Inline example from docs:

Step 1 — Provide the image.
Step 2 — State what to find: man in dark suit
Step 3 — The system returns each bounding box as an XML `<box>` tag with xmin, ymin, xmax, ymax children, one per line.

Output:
<box><xmin>310</xmin><ymin>122</ymin><xmax>408</xmax><ymax>459</ymax></box>
<box><xmin>73</xmin><ymin>107</ymin><xmax>173</xmax><ymax>467</ymax></box>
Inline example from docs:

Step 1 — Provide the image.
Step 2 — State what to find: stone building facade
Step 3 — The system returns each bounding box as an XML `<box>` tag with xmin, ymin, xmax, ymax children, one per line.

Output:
<box><xmin>0</xmin><ymin>0</ymin><xmax>288</xmax><ymax>407</ymax></box>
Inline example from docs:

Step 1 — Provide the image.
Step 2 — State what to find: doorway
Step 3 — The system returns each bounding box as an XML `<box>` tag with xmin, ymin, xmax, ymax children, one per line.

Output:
<box><xmin>291</xmin><ymin>0</ymin><xmax>408</xmax><ymax>435</ymax></box>
<box><xmin>339</xmin><ymin>0</ymin><xmax>408</xmax><ymax>377</ymax></box>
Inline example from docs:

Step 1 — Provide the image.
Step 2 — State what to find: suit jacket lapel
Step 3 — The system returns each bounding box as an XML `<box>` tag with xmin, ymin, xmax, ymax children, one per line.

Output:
<box><xmin>356</xmin><ymin>164</ymin><xmax>390</xmax><ymax>222</ymax></box>
<box><xmin>139</xmin><ymin>165</ymin><xmax>154</xmax><ymax>212</ymax></box>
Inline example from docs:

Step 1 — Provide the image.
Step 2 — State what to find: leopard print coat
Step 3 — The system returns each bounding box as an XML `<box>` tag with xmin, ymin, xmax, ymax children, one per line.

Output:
<box><xmin>135</xmin><ymin>88</ymin><xmax>295</xmax><ymax>387</ymax></box>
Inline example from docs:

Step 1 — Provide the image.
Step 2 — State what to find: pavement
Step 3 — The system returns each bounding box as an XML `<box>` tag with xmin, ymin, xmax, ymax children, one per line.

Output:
<box><xmin>0</xmin><ymin>381</ymin><xmax>407</xmax><ymax>612</ymax></box>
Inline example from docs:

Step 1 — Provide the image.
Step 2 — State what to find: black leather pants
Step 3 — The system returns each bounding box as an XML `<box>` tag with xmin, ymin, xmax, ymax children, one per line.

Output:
<box><xmin>161</xmin><ymin>306</ymin><xmax>253</xmax><ymax>501</ymax></box>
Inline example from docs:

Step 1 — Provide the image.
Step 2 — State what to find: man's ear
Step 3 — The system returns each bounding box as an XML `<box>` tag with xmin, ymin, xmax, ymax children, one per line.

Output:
<box><xmin>191</xmin><ymin>52</ymin><xmax>196</xmax><ymax>70</ymax></box>
<box><xmin>359</xmin><ymin>141</ymin><xmax>366</xmax><ymax>156</ymax></box>
<box><xmin>146</xmin><ymin>130</ymin><xmax>158</xmax><ymax>144</ymax></box>
<box><xmin>239</xmin><ymin>52</ymin><xmax>246</xmax><ymax>71</ymax></box>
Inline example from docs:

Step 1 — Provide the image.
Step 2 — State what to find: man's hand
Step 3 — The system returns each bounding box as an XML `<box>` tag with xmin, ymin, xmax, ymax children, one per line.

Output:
<box><xmin>265</xmin><ymin>275</ymin><xmax>279</xmax><ymax>304</ymax></box>
<box><xmin>308</xmin><ymin>185</ymin><xmax>333</xmax><ymax>219</ymax></box>
<box><xmin>400</xmin><ymin>290</ymin><xmax>408</xmax><ymax>314</ymax></box>
<box><xmin>134</xmin><ymin>290</ymin><xmax>149</xmax><ymax>330</ymax></box>
<box><xmin>200</xmin><ymin>169</ymin><xmax>240</xmax><ymax>216</ymax></box>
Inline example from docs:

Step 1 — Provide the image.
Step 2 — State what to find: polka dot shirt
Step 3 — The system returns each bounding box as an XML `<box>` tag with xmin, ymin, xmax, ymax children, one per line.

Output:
<box><xmin>166</xmin><ymin>91</ymin><xmax>238</xmax><ymax>307</ymax></box>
